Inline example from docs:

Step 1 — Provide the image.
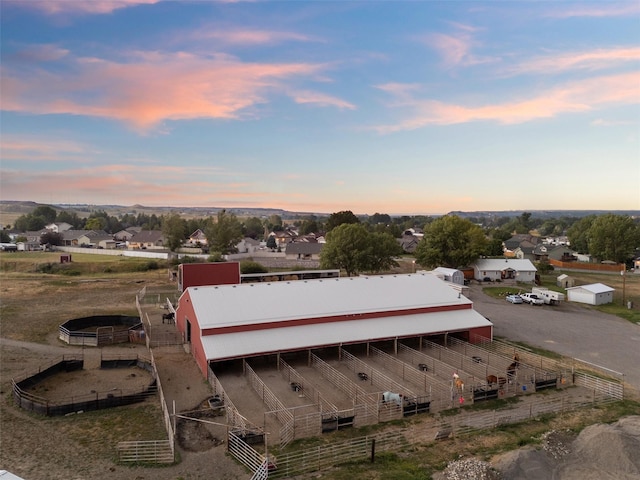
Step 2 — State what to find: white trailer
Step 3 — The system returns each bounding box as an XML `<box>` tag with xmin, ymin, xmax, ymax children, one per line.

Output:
<box><xmin>532</xmin><ymin>287</ymin><xmax>565</xmax><ymax>305</ymax></box>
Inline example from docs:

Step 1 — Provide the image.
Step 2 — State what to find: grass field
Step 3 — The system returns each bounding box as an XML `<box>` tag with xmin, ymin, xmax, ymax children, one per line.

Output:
<box><xmin>0</xmin><ymin>251</ymin><xmax>174</xmax><ymax>343</ymax></box>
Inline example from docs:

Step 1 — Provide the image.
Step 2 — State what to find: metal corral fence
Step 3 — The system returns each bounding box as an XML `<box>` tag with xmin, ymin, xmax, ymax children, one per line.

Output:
<box><xmin>367</xmin><ymin>345</ymin><xmax>453</xmax><ymax>410</ymax></box>
<box><xmin>135</xmin><ymin>288</ymin><xmax>182</xmax><ymax>349</ymax></box>
<box><xmin>116</xmin><ymin>349</ymin><xmax>175</xmax><ymax>464</ymax></box>
<box><xmin>266</xmin><ymin>387</ymin><xmax>620</xmax><ymax>479</ymax></box>
<box><xmin>310</xmin><ymin>353</ymin><xmax>379</xmax><ymax>428</ymax></box>
<box><xmin>244</xmin><ymin>360</ymin><xmax>296</xmax><ymax>447</ymax></box>
<box><xmin>468</xmin><ymin>335</ymin><xmax>624</xmax><ymax>400</ymax></box>
<box><xmin>12</xmin><ymin>354</ymin><xmax>157</xmax><ymax>417</ymax></box>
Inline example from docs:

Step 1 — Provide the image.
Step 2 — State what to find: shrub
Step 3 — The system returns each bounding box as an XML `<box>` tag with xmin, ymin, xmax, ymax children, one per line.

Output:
<box><xmin>240</xmin><ymin>261</ymin><xmax>268</xmax><ymax>274</ymax></box>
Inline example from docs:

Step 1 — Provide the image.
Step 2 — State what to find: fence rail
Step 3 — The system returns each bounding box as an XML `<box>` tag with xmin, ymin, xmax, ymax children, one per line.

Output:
<box><xmin>116</xmin><ymin>440</ymin><xmax>174</xmax><ymax>464</ymax></box>
<box><xmin>268</xmin><ymin>387</ymin><xmax>620</xmax><ymax>479</ymax></box>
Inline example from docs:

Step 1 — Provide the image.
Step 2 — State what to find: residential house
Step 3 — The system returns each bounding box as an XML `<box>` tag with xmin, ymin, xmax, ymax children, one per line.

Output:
<box><xmin>113</xmin><ymin>227</ymin><xmax>141</xmax><ymax>242</ymax></box>
<box><xmin>187</xmin><ymin>229</ymin><xmax>208</xmax><ymax>246</ymax></box>
<box><xmin>472</xmin><ymin>258</ymin><xmax>537</xmax><ymax>283</ymax></box>
<box><xmin>60</xmin><ymin>229</ymin><xmax>102</xmax><ymax>246</ymax></box>
<box><xmin>128</xmin><ymin>230</ymin><xmax>167</xmax><ymax>250</ymax></box>
<box><xmin>566</xmin><ymin>283</ymin><xmax>614</xmax><ymax>305</ymax></box>
<box><xmin>269</xmin><ymin>230</ymin><xmax>296</xmax><ymax>247</ymax></box>
<box><xmin>285</xmin><ymin>242</ymin><xmax>323</xmax><ymax>260</ymax></box>
<box><xmin>398</xmin><ymin>230</ymin><xmax>422</xmax><ymax>253</ymax></box>
<box><xmin>45</xmin><ymin>222</ymin><xmax>73</xmax><ymax>233</ymax></box>
<box><xmin>502</xmin><ymin>234</ymin><xmax>541</xmax><ymax>258</ymax></box>
<box><xmin>533</xmin><ymin>245</ymin><xmax>577</xmax><ymax>263</ymax></box>
<box><xmin>236</xmin><ymin>237</ymin><xmax>260</xmax><ymax>254</ymax></box>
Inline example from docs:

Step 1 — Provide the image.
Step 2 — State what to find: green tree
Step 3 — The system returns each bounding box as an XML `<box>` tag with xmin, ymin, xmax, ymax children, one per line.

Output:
<box><xmin>369</xmin><ymin>212</ymin><xmax>391</xmax><ymax>225</ymax></box>
<box><xmin>56</xmin><ymin>210</ymin><xmax>83</xmax><ymax>228</ymax></box>
<box><xmin>0</xmin><ymin>230</ymin><xmax>11</xmax><ymax>243</ymax></box>
<box><xmin>326</xmin><ymin>210</ymin><xmax>360</xmax><ymax>231</ymax></box>
<box><xmin>567</xmin><ymin>215</ymin><xmax>596</xmax><ymax>253</ymax></box>
<box><xmin>587</xmin><ymin>214</ymin><xmax>640</xmax><ymax>264</ymax></box>
<box><xmin>266</xmin><ymin>214</ymin><xmax>283</xmax><ymax>231</ymax></box>
<box><xmin>367</xmin><ymin>232</ymin><xmax>402</xmax><ymax>272</ymax></box>
<box><xmin>414</xmin><ymin>215</ymin><xmax>488</xmax><ymax>269</ymax></box>
<box><xmin>243</xmin><ymin>217</ymin><xmax>264</xmax><ymax>239</ymax></box>
<box><xmin>320</xmin><ymin>223</ymin><xmax>371</xmax><ymax>276</ymax></box>
<box><xmin>32</xmin><ymin>205</ymin><xmax>57</xmax><ymax>224</ymax></box>
<box><xmin>85</xmin><ymin>216</ymin><xmax>107</xmax><ymax>231</ymax></box>
<box><xmin>40</xmin><ymin>231</ymin><xmax>63</xmax><ymax>246</ymax></box>
<box><xmin>298</xmin><ymin>215</ymin><xmax>320</xmax><ymax>235</ymax></box>
<box><xmin>205</xmin><ymin>210</ymin><xmax>243</xmax><ymax>254</ymax></box>
<box><xmin>14</xmin><ymin>214</ymin><xmax>46</xmax><ymax>231</ymax></box>
<box><xmin>162</xmin><ymin>213</ymin><xmax>187</xmax><ymax>252</ymax></box>
<box><xmin>266</xmin><ymin>235</ymin><xmax>277</xmax><ymax>250</ymax></box>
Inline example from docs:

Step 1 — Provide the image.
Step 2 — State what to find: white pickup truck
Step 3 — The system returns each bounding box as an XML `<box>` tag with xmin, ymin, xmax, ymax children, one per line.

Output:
<box><xmin>520</xmin><ymin>293</ymin><xmax>544</xmax><ymax>305</ymax></box>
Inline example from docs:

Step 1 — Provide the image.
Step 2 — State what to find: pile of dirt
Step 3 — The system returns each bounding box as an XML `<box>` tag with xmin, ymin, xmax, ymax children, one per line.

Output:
<box><xmin>493</xmin><ymin>416</ymin><xmax>640</xmax><ymax>480</ymax></box>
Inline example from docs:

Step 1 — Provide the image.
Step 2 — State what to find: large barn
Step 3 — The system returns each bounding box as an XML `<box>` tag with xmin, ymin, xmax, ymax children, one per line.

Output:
<box><xmin>174</xmin><ymin>271</ymin><xmax>493</xmax><ymax>377</ymax></box>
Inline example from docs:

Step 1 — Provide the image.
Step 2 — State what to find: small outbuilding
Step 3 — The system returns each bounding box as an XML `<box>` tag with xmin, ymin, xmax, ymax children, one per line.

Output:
<box><xmin>557</xmin><ymin>274</ymin><xmax>575</xmax><ymax>288</ymax></box>
<box><xmin>433</xmin><ymin>267</ymin><xmax>465</xmax><ymax>285</ymax></box>
<box><xmin>566</xmin><ymin>283</ymin><xmax>614</xmax><ymax>305</ymax></box>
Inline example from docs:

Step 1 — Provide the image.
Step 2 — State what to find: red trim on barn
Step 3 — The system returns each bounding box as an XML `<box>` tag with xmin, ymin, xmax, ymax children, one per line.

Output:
<box><xmin>201</xmin><ymin>303</ymin><xmax>472</xmax><ymax>336</ymax></box>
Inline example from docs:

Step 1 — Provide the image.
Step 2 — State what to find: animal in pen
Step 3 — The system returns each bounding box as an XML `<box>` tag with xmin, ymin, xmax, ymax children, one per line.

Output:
<box><xmin>486</xmin><ymin>375</ymin><xmax>507</xmax><ymax>388</ymax></box>
<box><xmin>381</xmin><ymin>391</ymin><xmax>403</xmax><ymax>406</ymax></box>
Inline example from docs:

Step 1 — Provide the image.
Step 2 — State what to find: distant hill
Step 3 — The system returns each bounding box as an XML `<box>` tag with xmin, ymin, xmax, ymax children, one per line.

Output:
<box><xmin>1</xmin><ymin>200</ymin><xmax>638</xmax><ymax>224</ymax></box>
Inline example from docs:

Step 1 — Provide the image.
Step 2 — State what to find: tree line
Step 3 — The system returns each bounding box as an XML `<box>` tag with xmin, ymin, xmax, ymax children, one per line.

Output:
<box><xmin>3</xmin><ymin>206</ymin><xmax>638</xmax><ymax>273</ymax></box>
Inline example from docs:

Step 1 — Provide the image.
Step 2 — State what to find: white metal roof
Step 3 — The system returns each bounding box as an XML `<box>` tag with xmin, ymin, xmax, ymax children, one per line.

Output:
<box><xmin>201</xmin><ymin>308</ymin><xmax>492</xmax><ymax>362</ymax></box>
<box><xmin>474</xmin><ymin>259</ymin><xmax>537</xmax><ymax>272</ymax></box>
<box><xmin>186</xmin><ymin>272</ymin><xmax>472</xmax><ymax>330</ymax></box>
<box><xmin>566</xmin><ymin>283</ymin><xmax>614</xmax><ymax>294</ymax></box>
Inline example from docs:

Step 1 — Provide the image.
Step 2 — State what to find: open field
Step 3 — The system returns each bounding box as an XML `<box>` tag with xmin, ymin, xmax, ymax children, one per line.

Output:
<box><xmin>1</xmin><ymin>252</ymin><xmax>639</xmax><ymax>479</ymax></box>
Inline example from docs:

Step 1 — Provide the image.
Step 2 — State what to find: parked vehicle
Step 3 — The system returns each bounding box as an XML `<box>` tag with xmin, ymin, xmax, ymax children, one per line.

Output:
<box><xmin>506</xmin><ymin>294</ymin><xmax>523</xmax><ymax>304</ymax></box>
<box><xmin>520</xmin><ymin>293</ymin><xmax>544</xmax><ymax>305</ymax></box>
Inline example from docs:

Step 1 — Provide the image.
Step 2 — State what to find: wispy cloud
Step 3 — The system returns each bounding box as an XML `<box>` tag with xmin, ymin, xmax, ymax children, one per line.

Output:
<box><xmin>0</xmin><ymin>162</ymin><xmax>324</xmax><ymax>208</ymax></box>
<box><xmin>545</xmin><ymin>3</ymin><xmax>640</xmax><ymax>18</ymax></box>
<box><xmin>504</xmin><ymin>47</ymin><xmax>640</xmax><ymax>76</ymax></box>
<box><xmin>416</xmin><ymin>24</ymin><xmax>497</xmax><ymax>69</ymax></box>
<box><xmin>19</xmin><ymin>0</ymin><xmax>160</xmax><ymax>15</ymax></box>
<box><xmin>1</xmin><ymin>50</ymin><xmax>327</xmax><ymax>130</ymax></box>
<box><xmin>371</xmin><ymin>71</ymin><xmax>640</xmax><ymax>132</ymax></box>
<box><xmin>291</xmin><ymin>90</ymin><xmax>355</xmax><ymax>110</ymax></box>
<box><xmin>0</xmin><ymin>136</ymin><xmax>92</xmax><ymax>163</ymax></box>
<box><xmin>192</xmin><ymin>29</ymin><xmax>318</xmax><ymax>46</ymax></box>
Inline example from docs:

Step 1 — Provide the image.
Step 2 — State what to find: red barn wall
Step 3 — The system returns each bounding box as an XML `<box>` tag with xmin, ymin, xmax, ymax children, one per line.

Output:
<box><xmin>179</xmin><ymin>262</ymin><xmax>241</xmax><ymax>291</ymax></box>
<box><xmin>175</xmin><ymin>290</ymin><xmax>209</xmax><ymax>377</ymax></box>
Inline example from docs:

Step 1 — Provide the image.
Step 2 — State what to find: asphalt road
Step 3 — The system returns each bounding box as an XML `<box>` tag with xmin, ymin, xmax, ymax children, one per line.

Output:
<box><xmin>468</xmin><ymin>284</ymin><xmax>640</xmax><ymax>392</ymax></box>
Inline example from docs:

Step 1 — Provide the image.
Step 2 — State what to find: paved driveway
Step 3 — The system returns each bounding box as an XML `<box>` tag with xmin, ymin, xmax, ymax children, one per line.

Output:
<box><xmin>467</xmin><ymin>285</ymin><xmax>640</xmax><ymax>393</ymax></box>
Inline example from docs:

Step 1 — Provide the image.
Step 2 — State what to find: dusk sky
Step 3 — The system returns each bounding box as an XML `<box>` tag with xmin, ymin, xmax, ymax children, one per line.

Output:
<box><xmin>1</xmin><ymin>1</ymin><xmax>639</xmax><ymax>215</ymax></box>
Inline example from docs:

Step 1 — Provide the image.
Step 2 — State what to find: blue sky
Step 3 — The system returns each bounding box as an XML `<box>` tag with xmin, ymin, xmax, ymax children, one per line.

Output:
<box><xmin>1</xmin><ymin>0</ymin><xmax>639</xmax><ymax>215</ymax></box>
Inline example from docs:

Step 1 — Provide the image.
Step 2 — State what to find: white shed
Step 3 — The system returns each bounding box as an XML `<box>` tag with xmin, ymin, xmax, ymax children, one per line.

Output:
<box><xmin>557</xmin><ymin>274</ymin><xmax>575</xmax><ymax>288</ymax></box>
<box><xmin>566</xmin><ymin>283</ymin><xmax>614</xmax><ymax>305</ymax></box>
<box><xmin>433</xmin><ymin>267</ymin><xmax>465</xmax><ymax>285</ymax></box>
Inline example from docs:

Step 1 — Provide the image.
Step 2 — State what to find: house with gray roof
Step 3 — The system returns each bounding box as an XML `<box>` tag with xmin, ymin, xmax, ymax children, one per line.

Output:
<box><xmin>472</xmin><ymin>258</ymin><xmax>537</xmax><ymax>283</ymax></box>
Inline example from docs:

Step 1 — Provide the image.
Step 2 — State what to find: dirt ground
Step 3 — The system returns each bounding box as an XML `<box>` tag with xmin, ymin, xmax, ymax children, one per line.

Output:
<box><xmin>1</xmin><ymin>265</ymin><xmax>638</xmax><ymax>480</ymax></box>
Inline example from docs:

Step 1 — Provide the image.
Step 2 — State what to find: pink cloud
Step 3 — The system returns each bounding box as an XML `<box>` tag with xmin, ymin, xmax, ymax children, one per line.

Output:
<box><xmin>22</xmin><ymin>0</ymin><xmax>160</xmax><ymax>15</ymax></box>
<box><xmin>372</xmin><ymin>71</ymin><xmax>640</xmax><ymax>132</ymax></box>
<box><xmin>291</xmin><ymin>90</ymin><xmax>356</xmax><ymax>110</ymax></box>
<box><xmin>505</xmin><ymin>47</ymin><xmax>640</xmax><ymax>76</ymax></box>
<box><xmin>0</xmin><ymin>136</ymin><xmax>91</xmax><ymax>163</ymax></box>
<box><xmin>2</xmin><ymin>51</ymin><xmax>326</xmax><ymax>130</ymax></box>
<box><xmin>193</xmin><ymin>29</ymin><xmax>316</xmax><ymax>46</ymax></box>
<box><xmin>545</xmin><ymin>3</ymin><xmax>640</xmax><ymax>18</ymax></box>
